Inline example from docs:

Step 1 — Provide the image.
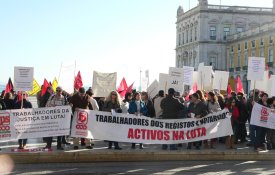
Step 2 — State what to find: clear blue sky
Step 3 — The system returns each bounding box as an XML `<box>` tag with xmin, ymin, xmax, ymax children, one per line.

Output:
<box><xmin>0</xmin><ymin>0</ymin><xmax>272</xmax><ymax>89</ymax></box>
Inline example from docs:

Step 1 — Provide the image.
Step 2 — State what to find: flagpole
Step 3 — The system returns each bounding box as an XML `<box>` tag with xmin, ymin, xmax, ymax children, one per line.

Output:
<box><xmin>253</xmin><ymin>81</ymin><xmax>256</xmax><ymax>101</ymax></box>
<box><xmin>58</xmin><ymin>62</ymin><xmax>62</xmax><ymax>82</ymax></box>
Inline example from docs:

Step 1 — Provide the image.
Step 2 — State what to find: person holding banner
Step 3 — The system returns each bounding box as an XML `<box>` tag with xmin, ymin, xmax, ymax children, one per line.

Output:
<box><xmin>205</xmin><ymin>92</ymin><xmax>221</xmax><ymax>149</ymax></box>
<box><xmin>69</xmin><ymin>87</ymin><xmax>93</xmax><ymax>150</ymax></box>
<box><xmin>121</xmin><ymin>92</ymin><xmax>132</xmax><ymax>114</ymax></box>
<box><xmin>15</xmin><ymin>92</ymin><xmax>32</xmax><ymax>149</ymax></box>
<box><xmin>44</xmin><ymin>86</ymin><xmax>68</xmax><ymax>150</ymax></box>
<box><xmin>141</xmin><ymin>92</ymin><xmax>155</xmax><ymax>118</ymax></box>
<box><xmin>267</xmin><ymin>97</ymin><xmax>275</xmax><ymax>150</ymax></box>
<box><xmin>128</xmin><ymin>92</ymin><xmax>148</xmax><ymax>149</ymax></box>
<box><xmin>102</xmin><ymin>90</ymin><xmax>123</xmax><ymax>150</ymax></box>
<box><xmin>187</xmin><ymin>93</ymin><xmax>208</xmax><ymax>150</ymax></box>
<box><xmin>154</xmin><ymin>90</ymin><xmax>165</xmax><ymax>119</ymax></box>
<box><xmin>225</xmin><ymin>97</ymin><xmax>239</xmax><ymax>149</ymax></box>
<box><xmin>254</xmin><ymin>93</ymin><xmax>269</xmax><ymax>151</ymax></box>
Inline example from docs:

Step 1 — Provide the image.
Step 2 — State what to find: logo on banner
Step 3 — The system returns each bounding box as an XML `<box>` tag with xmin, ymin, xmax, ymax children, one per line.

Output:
<box><xmin>0</xmin><ymin>112</ymin><xmax>11</xmax><ymax>139</ymax></box>
<box><xmin>76</xmin><ymin>111</ymin><xmax>88</xmax><ymax>130</ymax></box>
<box><xmin>260</xmin><ymin>107</ymin><xmax>269</xmax><ymax>122</ymax></box>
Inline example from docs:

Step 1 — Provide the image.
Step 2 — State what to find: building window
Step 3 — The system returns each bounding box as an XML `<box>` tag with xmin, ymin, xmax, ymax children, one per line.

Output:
<box><xmin>223</xmin><ymin>27</ymin><xmax>230</xmax><ymax>40</ymax></box>
<box><xmin>245</xmin><ymin>42</ymin><xmax>248</xmax><ymax>50</ymax></box>
<box><xmin>178</xmin><ymin>34</ymin><xmax>181</xmax><ymax>46</ymax></box>
<box><xmin>210</xmin><ymin>57</ymin><xmax>217</xmax><ymax>70</ymax></box>
<box><xmin>182</xmin><ymin>33</ymin><xmax>185</xmax><ymax>45</ymax></box>
<box><xmin>210</xmin><ymin>26</ymin><xmax>216</xmax><ymax>40</ymax></box>
<box><xmin>269</xmin><ymin>47</ymin><xmax>273</xmax><ymax>62</ymax></box>
<box><xmin>230</xmin><ymin>55</ymin><xmax>234</xmax><ymax>68</ymax></box>
<box><xmin>236</xmin><ymin>27</ymin><xmax>243</xmax><ymax>33</ymax></box>
<box><xmin>186</xmin><ymin>30</ymin><xmax>189</xmax><ymax>43</ymax></box>
<box><xmin>251</xmin><ymin>40</ymin><xmax>256</xmax><ymax>48</ymax></box>
<box><xmin>260</xmin><ymin>38</ymin><xmax>264</xmax><ymax>46</ymax></box>
<box><xmin>270</xmin><ymin>36</ymin><xmax>273</xmax><ymax>44</ymax></box>
<box><xmin>195</xmin><ymin>27</ymin><xmax>197</xmax><ymax>41</ymax></box>
<box><xmin>190</xmin><ymin>29</ymin><xmax>193</xmax><ymax>42</ymax></box>
<box><xmin>238</xmin><ymin>44</ymin><xmax>241</xmax><ymax>51</ymax></box>
<box><xmin>244</xmin><ymin>52</ymin><xmax>248</xmax><ymax>66</ymax></box>
<box><xmin>231</xmin><ymin>46</ymin><xmax>234</xmax><ymax>52</ymax></box>
<box><xmin>237</xmin><ymin>54</ymin><xmax>241</xmax><ymax>67</ymax></box>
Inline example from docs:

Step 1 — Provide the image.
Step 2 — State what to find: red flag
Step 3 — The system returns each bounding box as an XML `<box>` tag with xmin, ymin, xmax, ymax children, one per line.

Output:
<box><xmin>236</xmin><ymin>76</ymin><xmax>244</xmax><ymax>93</ymax></box>
<box><xmin>185</xmin><ymin>82</ymin><xmax>198</xmax><ymax>101</ymax></box>
<box><xmin>117</xmin><ymin>78</ymin><xmax>128</xmax><ymax>98</ymax></box>
<box><xmin>17</xmin><ymin>91</ymin><xmax>22</xmax><ymax>102</ymax></box>
<box><xmin>41</xmin><ymin>79</ymin><xmax>49</xmax><ymax>97</ymax></box>
<box><xmin>74</xmin><ymin>71</ymin><xmax>83</xmax><ymax>90</ymax></box>
<box><xmin>126</xmin><ymin>82</ymin><xmax>134</xmax><ymax>93</ymax></box>
<box><xmin>227</xmin><ymin>84</ymin><xmax>232</xmax><ymax>97</ymax></box>
<box><xmin>4</xmin><ymin>77</ymin><xmax>13</xmax><ymax>95</ymax></box>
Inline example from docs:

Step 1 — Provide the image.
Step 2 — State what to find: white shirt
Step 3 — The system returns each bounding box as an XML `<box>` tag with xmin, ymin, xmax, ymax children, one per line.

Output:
<box><xmin>90</xmin><ymin>98</ymin><xmax>99</xmax><ymax>111</ymax></box>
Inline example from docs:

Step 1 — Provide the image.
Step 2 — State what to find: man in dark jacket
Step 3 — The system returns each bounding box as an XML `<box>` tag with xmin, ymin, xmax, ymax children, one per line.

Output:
<box><xmin>69</xmin><ymin>87</ymin><xmax>93</xmax><ymax>150</ymax></box>
<box><xmin>160</xmin><ymin>88</ymin><xmax>184</xmax><ymax>150</ymax></box>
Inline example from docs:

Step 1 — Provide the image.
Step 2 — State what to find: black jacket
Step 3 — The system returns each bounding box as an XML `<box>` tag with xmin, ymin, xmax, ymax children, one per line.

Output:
<box><xmin>160</xmin><ymin>95</ymin><xmax>184</xmax><ymax>119</ymax></box>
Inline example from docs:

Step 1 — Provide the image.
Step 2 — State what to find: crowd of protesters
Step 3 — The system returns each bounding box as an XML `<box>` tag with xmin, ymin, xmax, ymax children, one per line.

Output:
<box><xmin>1</xmin><ymin>85</ymin><xmax>275</xmax><ymax>152</ymax></box>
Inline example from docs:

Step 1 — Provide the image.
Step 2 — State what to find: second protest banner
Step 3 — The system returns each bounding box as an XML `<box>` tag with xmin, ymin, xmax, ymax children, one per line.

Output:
<box><xmin>71</xmin><ymin>109</ymin><xmax>233</xmax><ymax>144</ymax></box>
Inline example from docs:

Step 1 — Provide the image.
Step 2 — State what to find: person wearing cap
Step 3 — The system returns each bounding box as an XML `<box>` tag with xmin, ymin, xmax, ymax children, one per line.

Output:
<box><xmin>160</xmin><ymin>88</ymin><xmax>184</xmax><ymax>150</ymax></box>
<box><xmin>69</xmin><ymin>87</ymin><xmax>93</xmax><ymax>150</ymax></box>
<box><xmin>44</xmin><ymin>86</ymin><xmax>69</xmax><ymax>150</ymax></box>
<box><xmin>15</xmin><ymin>92</ymin><xmax>32</xmax><ymax>149</ymax></box>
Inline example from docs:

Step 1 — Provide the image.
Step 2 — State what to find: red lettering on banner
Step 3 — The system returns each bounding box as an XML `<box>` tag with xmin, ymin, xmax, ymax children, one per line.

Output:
<box><xmin>172</xmin><ymin>131</ymin><xmax>185</xmax><ymax>140</ymax></box>
<box><xmin>186</xmin><ymin>127</ymin><xmax>206</xmax><ymax>139</ymax></box>
<box><xmin>127</xmin><ymin>128</ymin><xmax>134</xmax><ymax>139</ymax></box>
<box><xmin>135</xmin><ymin>129</ymin><xmax>141</xmax><ymax>139</ymax></box>
<box><xmin>127</xmin><ymin>129</ymin><xmax>171</xmax><ymax>141</ymax></box>
<box><xmin>164</xmin><ymin>131</ymin><xmax>170</xmax><ymax>140</ymax></box>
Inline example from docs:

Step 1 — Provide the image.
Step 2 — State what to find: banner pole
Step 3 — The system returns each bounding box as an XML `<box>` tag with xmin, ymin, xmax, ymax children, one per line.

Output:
<box><xmin>21</xmin><ymin>91</ymin><xmax>23</xmax><ymax>109</ymax></box>
<box><xmin>58</xmin><ymin>62</ymin><xmax>62</xmax><ymax>82</ymax></box>
<box><xmin>253</xmin><ymin>81</ymin><xmax>256</xmax><ymax>101</ymax></box>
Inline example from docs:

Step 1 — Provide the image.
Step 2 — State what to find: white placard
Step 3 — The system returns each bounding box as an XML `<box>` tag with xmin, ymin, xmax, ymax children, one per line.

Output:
<box><xmin>251</xmin><ymin>103</ymin><xmax>275</xmax><ymax>129</ymax></box>
<box><xmin>147</xmin><ymin>80</ymin><xmax>159</xmax><ymax>99</ymax></box>
<box><xmin>168</xmin><ymin>67</ymin><xmax>184</xmax><ymax>94</ymax></box>
<box><xmin>197</xmin><ymin>66</ymin><xmax>213</xmax><ymax>90</ymax></box>
<box><xmin>14</xmin><ymin>67</ymin><xmax>34</xmax><ymax>92</ymax></box>
<box><xmin>92</xmin><ymin>71</ymin><xmax>117</xmax><ymax>97</ymax></box>
<box><xmin>247</xmin><ymin>57</ymin><xmax>265</xmax><ymax>81</ymax></box>
<box><xmin>183</xmin><ymin>66</ymin><xmax>194</xmax><ymax>86</ymax></box>
<box><xmin>267</xmin><ymin>75</ymin><xmax>275</xmax><ymax>96</ymax></box>
<box><xmin>250</xmin><ymin>71</ymin><xmax>269</xmax><ymax>92</ymax></box>
<box><xmin>158</xmin><ymin>73</ymin><xmax>169</xmax><ymax>93</ymax></box>
<box><xmin>212</xmin><ymin>71</ymin><xmax>229</xmax><ymax>91</ymax></box>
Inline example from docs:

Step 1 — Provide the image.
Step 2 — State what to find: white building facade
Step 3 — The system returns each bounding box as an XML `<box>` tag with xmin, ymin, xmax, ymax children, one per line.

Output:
<box><xmin>176</xmin><ymin>0</ymin><xmax>275</xmax><ymax>71</ymax></box>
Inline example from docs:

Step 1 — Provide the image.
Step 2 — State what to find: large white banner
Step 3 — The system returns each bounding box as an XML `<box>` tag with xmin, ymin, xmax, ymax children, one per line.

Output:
<box><xmin>14</xmin><ymin>67</ymin><xmax>34</xmax><ymax>92</ymax></box>
<box><xmin>212</xmin><ymin>71</ymin><xmax>229</xmax><ymax>91</ymax></box>
<box><xmin>251</xmin><ymin>103</ymin><xmax>275</xmax><ymax>129</ymax></box>
<box><xmin>247</xmin><ymin>57</ymin><xmax>265</xmax><ymax>81</ymax></box>
<box><xmin>71</xmin><ymin>109</ymin><xmax>233</xmax><ymax>144</ymax></box>
<box><xmin>92</xmin><ymin>71</ymin><xmax>117</xmax><ymax>97</ymax></box>
<box><xmin>0</xmin><ymin>106</ymin><xmax>72</xmax><ymax>142</ymax></box>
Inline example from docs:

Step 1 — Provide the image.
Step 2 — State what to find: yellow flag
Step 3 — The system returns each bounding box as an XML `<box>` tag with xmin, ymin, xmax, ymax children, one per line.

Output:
<box><xmin>52</xmin><ymin>77</ymin><xmax>58</xmax><ymax>92</ymax></box>
<box><xmin>28</xmin><ymin>79</ymin><xmax>41</xmax><ymax>96</ymax></box>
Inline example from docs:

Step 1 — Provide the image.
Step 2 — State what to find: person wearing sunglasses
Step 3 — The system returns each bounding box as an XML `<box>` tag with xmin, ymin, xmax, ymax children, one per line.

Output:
<box><xmin>44</xmin><ymin>86</ymin><xmax>69</xmax><ymax>150</ymax></box>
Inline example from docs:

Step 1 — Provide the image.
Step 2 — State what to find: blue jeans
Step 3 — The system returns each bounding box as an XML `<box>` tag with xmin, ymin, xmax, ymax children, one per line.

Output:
<box><xmin>249</xmin><ymin>124</ymin><xmax>256</xmax><ymax>146</ymax></box>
